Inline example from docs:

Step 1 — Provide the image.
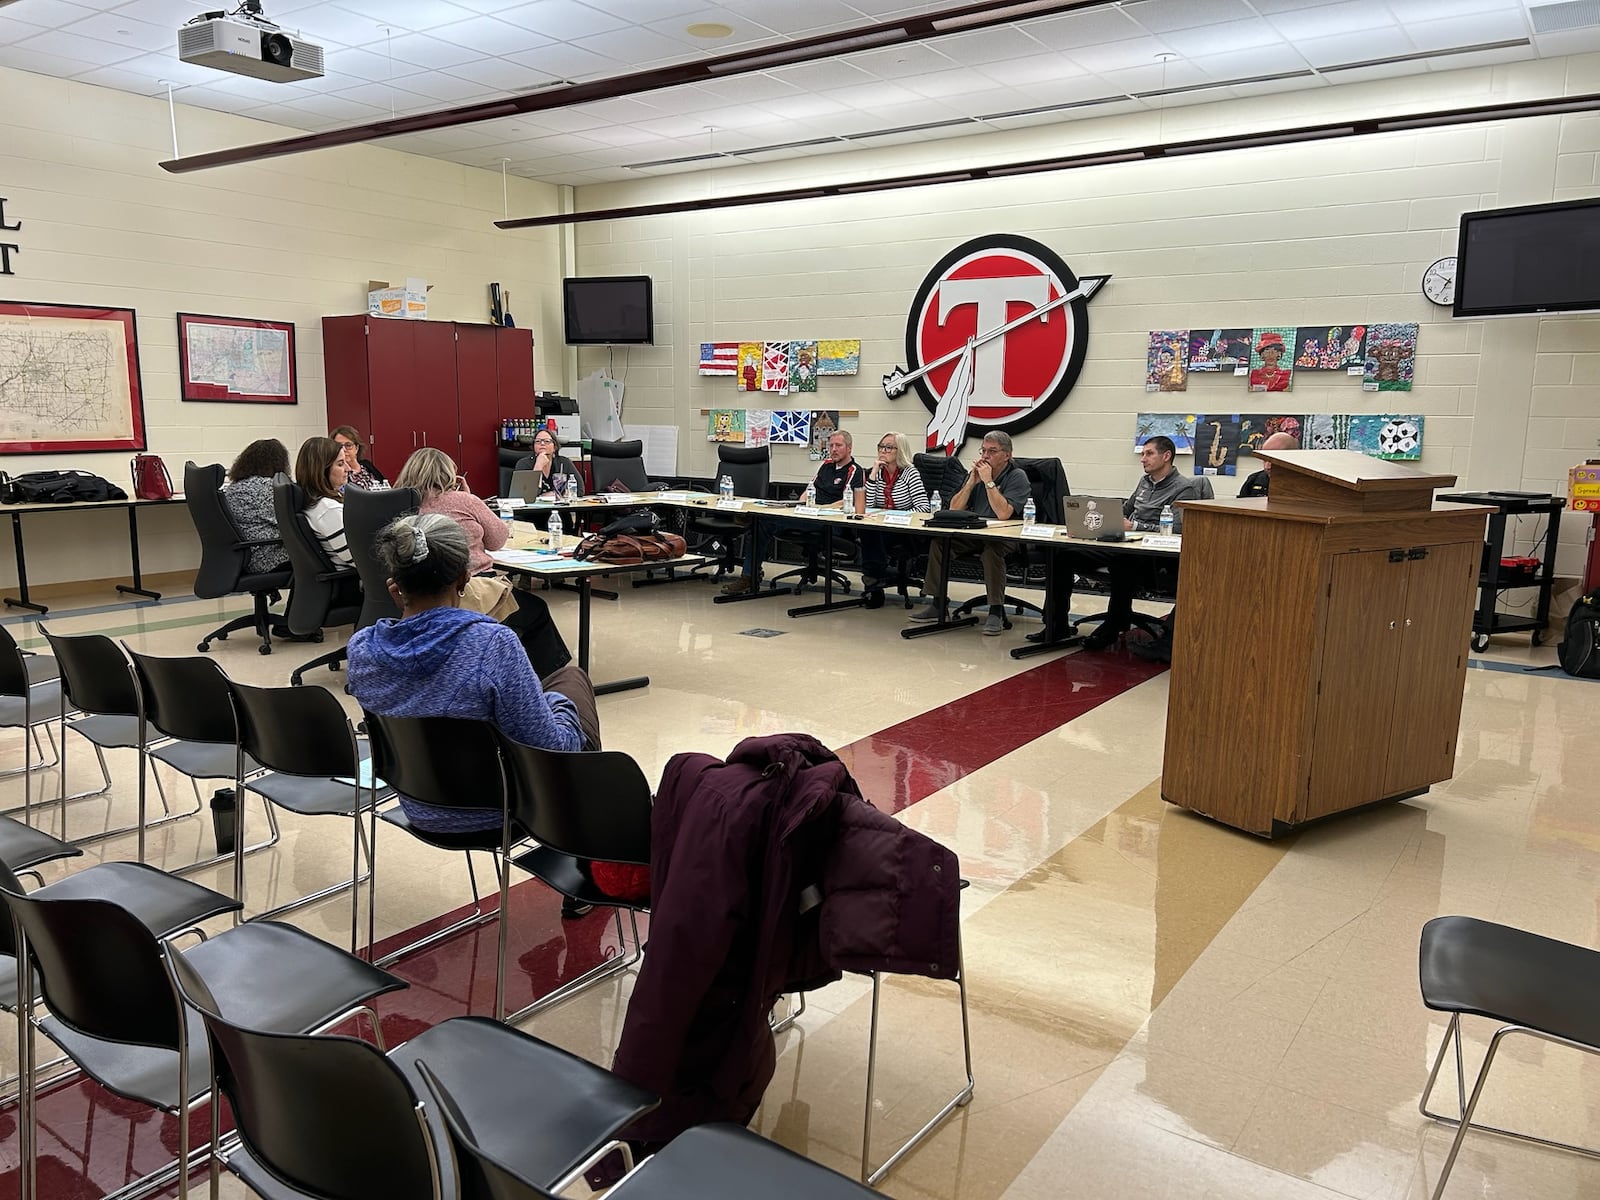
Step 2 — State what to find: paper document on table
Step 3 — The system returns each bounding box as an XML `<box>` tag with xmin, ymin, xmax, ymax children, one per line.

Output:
<box><xmin>625</xmin><ymin>424</ymin><xmax>679</xmax><ymax>476</ymax></box>
<box><xmin>495</xmin><ymin>550</ymin><xmax>555</xmax><ymax>567</ymax></box>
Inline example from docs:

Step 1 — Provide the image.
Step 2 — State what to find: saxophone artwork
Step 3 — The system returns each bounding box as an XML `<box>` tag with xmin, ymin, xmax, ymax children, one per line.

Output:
<box><xmin>1208</xmin><ymin>421</ymin><xmax>1226</xmax><ymax>468</ymax></box>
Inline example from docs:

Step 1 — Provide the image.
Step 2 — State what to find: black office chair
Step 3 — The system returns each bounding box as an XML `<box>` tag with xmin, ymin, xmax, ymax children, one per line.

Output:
<box><xmin>912</xmin><ymin>451</ymin><xmax>969</xmax><ymax>510</ymax></box>
<box><xmin>691</xmin><ymin>445</ymin><xmax>770</xmax><ymax>581</ymax></box>
<box><xmin>1073</xmin><ymin>474</ymin><xmax>1209</xmax><ymax>644</ymax></box>
<box><xmin>950</xmin><ymin>455</ymin><xmax>1067</xmax><ymax>627</ymax></box>
<box><xmin>588</xmin><ymin>438</ymin><xmax>652</xmax><ymax>493</ymax></box>
<box><xmin>272</xmin><ymin>477</ymin><xmax>362</xmax><ymax>686</ymax></box>
<box><xmin>185</xmin><ymin>462</ymin><xmax>294</xmax><ymax>657</ymax></box>
<box><xmin>360</xmin><ymin>712</ymin><xmax>514</xmax><ymax>982</ymax></box>
<box><xmin>171</xmin><ymin>947</ymin><xmax>657</xmax><ymax>1200</ymax></box>
<box><xmin>495</xmin><ymin>736</ymin><xmax>652</xmax><ymax>1023</ymax></box>
<box><xmin>344</xmin><ymin>485</ymin><xmax>421</xmax><ymax>630</ymax></box>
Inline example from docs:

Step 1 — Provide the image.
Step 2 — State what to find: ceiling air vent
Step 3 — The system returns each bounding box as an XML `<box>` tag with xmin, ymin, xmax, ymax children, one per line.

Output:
<box><xmin>1529</xmin><ymin>0</ymin><xmax>1600</xmax><ymax>34</ymax></box>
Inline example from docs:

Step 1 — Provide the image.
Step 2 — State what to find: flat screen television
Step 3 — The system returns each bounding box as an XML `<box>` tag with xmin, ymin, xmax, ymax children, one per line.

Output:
<box><xmin>1453</xmin><ymin>198</ymin><xmax>1600</xmax><ymax>317</ymax></box>
<box><xmin>562</xmin><ymin>275</ymin><xmax>653</xmax><ymax>344</ymax></box>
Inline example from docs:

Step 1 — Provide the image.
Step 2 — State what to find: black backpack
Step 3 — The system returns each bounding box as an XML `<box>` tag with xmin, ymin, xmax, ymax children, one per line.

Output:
<box><xmin>1558</xmin><ymin>591</ymin><xmax>1600</xmax><ymax>679</ymax></box>
<box><xmin>0</xmin><ymin>470</ymin><xmax>128</xmax><ymax>504</ymax></box>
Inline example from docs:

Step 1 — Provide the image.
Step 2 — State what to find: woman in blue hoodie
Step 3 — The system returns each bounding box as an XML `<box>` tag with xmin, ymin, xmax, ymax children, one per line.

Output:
<box><xmin>347</xmin><ymin>513</ymin><xmax>587</xmax><ymax>836</ymax></box>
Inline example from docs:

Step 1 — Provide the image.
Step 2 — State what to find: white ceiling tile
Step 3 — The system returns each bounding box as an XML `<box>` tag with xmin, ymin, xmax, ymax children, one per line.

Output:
<box><xmin>630</xmin><ymin>113</ymin><xmax>729</xmax><ymax>139</ymax></box>
<box><xmin>576</xmin><ymin>122</ymin><xmax>663</xmax><ymax>147</ymax></box>
<box><xmin>1156</xmin><ymin>18</ymin><xmax>1292</xmax><ymax>56</ymax></box>
<box><xmin>388</xmin><ymin>68</ymin><xmax>501</xmax><ymax>102</ymax></box>
<box><xmin>971</xmin><ymin>51</ymin><xmax>1086</xmax><ymax>87</ymax></box>
<box><xmin>327</xmin><ymin>0</ymin><xmax>482</xmax><ymax>31</ymax></box>
<box><xmin>284</xmin><ymin>6</ymin><xmax>404</xmax><ymax>47</ymax></box>
<box><xmin>612</xmin><ymin>83</ymin><xmax>720</xmax><ymax>115</ymax></box>
<box><xmin>0</xmin><ymin>12</ymin><xmax>47</xmax><ymax>42</ymax></box>
<box><xmin>1189</xmin><ymin>44</ymin><xmax>1319</xmax><ymax>79</ymax></box>
<box><xmin>570</xmin><ymin>24</ymin><xmax>697</xmax><ymax>67</ymax></box>
<box><xmin>441</xmin><ymin>54</ymin><xmax>558</xmax><ymax>89</ymax></box>
<box><xmin>432</xmin><ymin>14</ymin><xmax>554</xmax><ymax>54</ymax></box>
<box><xmin>113</xmin><ymin>48</ymin><xmax>218</xmax><ymax>84</ymax></box>
<box><xmin>1023</xmin><ymin>6</ymin><xmax>1150</xmax><ymax>49</ymax></box>
<box><xmin>1012</xmin><ymin>73</ymin><xmax>1135</xmax><ymax>107</ymax></box>
<box><xmin>1065</xmin><ymin>36</ymin><xmax>1181</xmax><ymax>73</ymax></box>
<box><xmin>1294</xmin><ymin>30</ymin><xmax>1413</xmax><ymax>67</ymax></box>
<box><xmin>820</xmin><ymin>79</ymin><xmax>924</xmax><ymax>109</ymax></box>
<box><xmin>1532</xmin><ymin>28</ymin><xmax>1600</xmax><ymax>55</ymax></box>
<box><xmin>16</xmin><ymin>28</ymin><xmax>143</xmax><ymax>66</ymax></box>
<box><xmin>58</xmin><ymin>11</ymin><xmax>172</xmax><ymax>51</ymax></box>
<box><xmin>576</xmin><ymin>0</ymin><xmax>702</xmax><ymax>20</ymax></box>
<box><xmin>757</xmin><ymin>90</ymin><xmax>852</xmax><ymax>120</ymax></box>
<box><xmin>271</xmin><ymin>91</ymin><xmax>391</xmax><ymax>120</ymax></box>
<box><xmin>846</xmin><ymin>41</ymin><xmax>959</xmax><ymax>80</ymax></box>
<box><xmin>1425</xmin><ymin>44</ymin><xmax>1534</xmax><ymax>69</ymax></box>
<box><xmin>3</xmin><ymin>0</ymin><xmax>98</xmax><ymax>28</ymax></box>
<box><xmin>574</xmin><ymin>95</ymin><xmax>667</xmax><ymax>122</ymax></box>
<box><xmin>322</xmin><ymin>45</ymin><xmax>417</xmax><ymax>83</ymax></box>
<box><xmin>641</xmin><ymin>7</ymin><xmax>780</xmax><ymax>46</ymax></box>
<box><xmin>1316</xmin><ymin>59</ymin><xmax>1423</xmax><ymax>82</ymax></box>
<box><xmin>501</xmin><ymin>40</ymin><xmax>626</xmax><ymax>78</ymax></box>
<box><xmin>933</xmin><ymin>25</ymin><xmax>1053</xmax><ymax>65</ymax></box>
<box><xmin>382</xmin><ymin>32</ymin><xmax>487</xmax><ymax>69</ymax></box>
<box><xmin>330</xmin><ymin>80</ymin><xmax>439</xmax><ymax>111</ymax></box>
<box><xmin>693</xmin><ymin>72</ymin><xmax>798</xmax><ymax>102</ymax></box>
<box><xmin>1099</xmin><ymin>59</ymin><xmax>1213</xmax><ymax>95</ymax></box>
<box><xmin>107</xmin><ymin>0</ymin><xmax>209</xmax><ymax>20</ymax></box>
<box><xmin>511</xmin><ymin>106</ymin><xmax>607</xmax><ymax>132</ymax></box>
<box><xmin>73</xmin><ymin>63</ymin><xmax>163</xmax><ymax>92</ymax></box>
<box><xmin>1121</xmin><ymin>0</ymin><xmax>1260</xmax><ymax>34</ymax></box>
<box><xmin>768</xmin><ymin>57</ymin><xmax>875</xmax><ymax>90</ymax></box>
<box><xmin>1402</xmin><ymin>12</ymin><xmax>1530</xmax><ymax>52</ymax></box>
<box><xmin>1262</xmin><ymin>1</ymin><xmax>1399</xmax><ymax>40</ymax></box>
<box><xmin>1226</xmin><ymin>74</ymin><xmax>1329</xmax><ymax>97</ymax></box>
<box><xmin>495</xmin><ymin>1</ymin><xmax>627</xmax><ymax>39</ymax></box>
<box><xmin>901</xmin><ymin>66</ymin><xmax>1016</xmax><ymax>100</ymax></box>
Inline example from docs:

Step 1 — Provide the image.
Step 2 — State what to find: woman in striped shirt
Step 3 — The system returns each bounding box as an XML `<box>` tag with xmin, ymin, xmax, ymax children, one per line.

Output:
<box><xmin>294</xmin><ymin>436</ymin><xmax>354</xmax><ymax>567</ymax></box>
<box><xmin>860</xmin><ymin>431</ymin><xmax>930</xmax><ymax>587</ymax></box>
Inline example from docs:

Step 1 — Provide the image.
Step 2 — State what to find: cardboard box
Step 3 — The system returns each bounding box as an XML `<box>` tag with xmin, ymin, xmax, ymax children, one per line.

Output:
<box><xmin>367</xmin><ymin>277</ymin><xmax>431</xmax><ymax>320</ymax></box>
<box><xmin>543</xmin><ymin>415</ymin><xmax>581</xmax><ymax>444</ymax></box>
<box><xmin>1571</xmin><ymin>461</ymin><xmax>1600</xmax><ymax>513</ymax></box>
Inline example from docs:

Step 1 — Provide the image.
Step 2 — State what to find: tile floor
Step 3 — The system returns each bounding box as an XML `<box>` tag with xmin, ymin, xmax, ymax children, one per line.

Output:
<box><xmin>0</xmin><ymin>553</ymin><xmax>1596</xmax><ymax>1199</ymax></box>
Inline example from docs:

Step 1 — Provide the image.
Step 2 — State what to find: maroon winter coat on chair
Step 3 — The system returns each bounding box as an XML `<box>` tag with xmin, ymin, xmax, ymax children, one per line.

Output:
<box><xmin>610</xmin><ymin>732</ymin><xmax>960</xmax><ymax>1146</ymax></box>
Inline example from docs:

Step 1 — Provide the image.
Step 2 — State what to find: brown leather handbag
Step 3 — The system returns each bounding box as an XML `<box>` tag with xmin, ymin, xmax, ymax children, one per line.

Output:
<box><xmin>573</xmin><ymin>530</ymin><xmax>687</xmax><ymax>566</ymax></box>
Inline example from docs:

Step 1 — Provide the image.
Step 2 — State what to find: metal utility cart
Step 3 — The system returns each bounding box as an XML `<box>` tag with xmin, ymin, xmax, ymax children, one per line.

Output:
<box><xmin>1438</xmin><ymin>490</ymin><xmax>1565</xmax><ymax>651</ymax></box>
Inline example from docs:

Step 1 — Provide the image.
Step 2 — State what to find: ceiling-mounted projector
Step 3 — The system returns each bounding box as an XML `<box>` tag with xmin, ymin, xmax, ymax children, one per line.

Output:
<box><xmin>178</xmin><ymin>5</ymin><xmax>324</xmax><ymax>83</ymax></box>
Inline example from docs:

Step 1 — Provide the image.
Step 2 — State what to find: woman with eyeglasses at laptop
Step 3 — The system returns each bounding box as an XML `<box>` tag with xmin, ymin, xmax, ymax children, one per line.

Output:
<box><xmin>515</xmin><ymin>428</ymin><xmax>584</xmax><ymax>500</ymax></box>
<box><xmin>859</xmin><ymin>431</ymin><xmax>930</xmax><ymax>590</ymax></box>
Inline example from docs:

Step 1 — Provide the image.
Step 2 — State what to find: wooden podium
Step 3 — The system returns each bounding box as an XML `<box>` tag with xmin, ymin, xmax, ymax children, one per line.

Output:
<box><xmin>1161</xmin><ymin>451</ymin><xmax>1490</xmax><ymax>838</ymax></box>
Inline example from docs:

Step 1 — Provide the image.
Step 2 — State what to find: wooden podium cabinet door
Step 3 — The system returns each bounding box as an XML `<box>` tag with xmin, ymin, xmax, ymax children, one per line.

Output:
<box><xmin>1302</xmin><ymin>550</ymin><xmax>1407</xmax><ymax>822</ymax></box>
<box><xmin>1382</xmin><ymin>542</ymin><xmax>1477</xmax><ymax>796</ymax></box>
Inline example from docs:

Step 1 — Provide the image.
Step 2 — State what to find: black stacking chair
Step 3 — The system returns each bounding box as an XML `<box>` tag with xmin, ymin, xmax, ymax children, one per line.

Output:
<box><xmin>422</xmin><ymin>1070</ymin><xmax>876</xmax><ymax>1200</ymax></box>
<box><xmin>168</xmin><ymin>942</ymin><xmax>657</xmax><ymax>1200</ymax></box>
<box><xmin>0</xmin><ymin>624</ymin><xmax>65</xmax><ymax>825</ymax></box>
<box><xmin>690</xmin><ymin>444</ymin><xmax>770</xmax><ymax>581</ymax></box>
<box><xmin>588</xmin><ymin>438</ymin><xmax>652</xmax><ymax>493</ymax></box>
<box><xmin>361</xmin><ymin>713</ymin><xmax>513</xmax><ymax>981</ymax></box>
<box><xmin>36</xmin><ymin>627</ymin><xmax>188</xmax><ymax>854</ymax></box>
<box><xmin>184</xmin><ymin>462</ymin><xmax>293</xmax><ymax>656</ymax></box>
<box><xmin>225</xmin><ymin>680</ymin><xmax>384</xmax><ymax>950</ymax></box>
<box><xmin>1417</xmin><ymin>915</ymin><xmax>1600</xmax><ymax>1200</ymax></box>
<box><xmin>272</xmin><ymin>477</ymin><xmax>362</xmax><ymax>686</ymax></box>
<box><xmin>124</xmin><ymin>648</ymin><xmax>274</xmax><ymax>873</ymax></box>
<box><xmin>0</xmin><ymin>816</ymin><xmax>79</xmax><ymax>1100</ymax></box>
<box><xmin>344</xmin><ymin>485</ymin><xmax>421</xmax><ymax>630</ymax></box>
<box><xmin>495</xmin><ymin>736</ymin><xmax>652</xmax><ymax>1023</ymax></box>
<box><xmin>5</xmin><ymin>860</ymin><xmax>403</xmax><ymax>1200</ymax></box>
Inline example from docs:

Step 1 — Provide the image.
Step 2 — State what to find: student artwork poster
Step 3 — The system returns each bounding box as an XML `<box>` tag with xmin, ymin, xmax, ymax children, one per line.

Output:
<box><xmin>1146</xmin><ymin>331</ymin><xmax>1189</xmax><ymax>392</ymax></box>
<box><xmin>1187</xmin><ymin>328</ymin><xmax>1253</xmax><ymax>372</ymax></box>
<box><xmin>1294</xmin><ymin>325</ymin><xmax>1366</xmax><ymax>371</ymax></box>
<box><xmin>1247</xmin><ymin>328</ymin><xmax>1296</xmax><ymax>392</ymax></box>
<box><xmin>1135</xmin><ymin>413</ymin><xmax>1196</xmax><ymax>454</ymax></box>
<box><xmin>1363</xmin><ymin>324</ymin><xmax>1418</xmax><ymax>392</ymax></box>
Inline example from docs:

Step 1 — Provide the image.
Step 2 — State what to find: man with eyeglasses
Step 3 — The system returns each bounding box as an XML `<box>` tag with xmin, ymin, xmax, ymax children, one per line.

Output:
<box><xmin>723</xmin><ymin>429</ymin><xmax>865</xmax><ymax>595</ymax></box>
<box><xmin>909</xmin><ymin>430</ymin><xmax>1031</xmax><ymax>635</ymax></box>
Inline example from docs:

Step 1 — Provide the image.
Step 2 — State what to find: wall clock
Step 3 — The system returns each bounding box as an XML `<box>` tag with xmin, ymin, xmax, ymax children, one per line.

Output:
<box><xmin>1423</xmin><ymin>256</ymin><xmax>1456</xmax><ymax>306</ymax></box>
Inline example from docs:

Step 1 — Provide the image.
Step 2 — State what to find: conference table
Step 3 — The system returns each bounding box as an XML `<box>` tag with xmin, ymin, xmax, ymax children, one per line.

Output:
<box><xmin>508</xmin><ymin>491</ymin><xmax>1182</xmax><ymax>662</ymax></box>
<box><xmin>488</xmin><ymin>519</ymin><xmax>706</xmax><ymax>696</ymax></box>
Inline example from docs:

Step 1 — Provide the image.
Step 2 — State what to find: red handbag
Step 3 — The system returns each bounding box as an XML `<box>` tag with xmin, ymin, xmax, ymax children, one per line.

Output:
<box><xmin>130</xmin><ymin>454</ymin><xmax>173</xmax><ymax>501</ymax></box>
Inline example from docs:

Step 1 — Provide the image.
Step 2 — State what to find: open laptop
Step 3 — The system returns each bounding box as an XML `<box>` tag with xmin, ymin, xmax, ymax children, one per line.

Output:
<box><xmin>507</xmin><ymin>470</ymin><xmax>545</xmax><ymax>502</ymax></box>
<box><xmin>1060</xmin><ymin>495</ymin><xmax>1126</xmax><ymax>540</ymax></box>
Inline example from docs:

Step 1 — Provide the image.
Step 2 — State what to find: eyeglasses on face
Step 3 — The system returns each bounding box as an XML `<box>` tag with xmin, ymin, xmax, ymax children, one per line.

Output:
<box><xmin>979</xmin><ymin>445</ymin><xmax>1005</xmax><ymax>456</ymax></box>
<box><xmin>877</xmin><ymin>442</ymin><xmax>897</xmax><ymax>450</ymax></box>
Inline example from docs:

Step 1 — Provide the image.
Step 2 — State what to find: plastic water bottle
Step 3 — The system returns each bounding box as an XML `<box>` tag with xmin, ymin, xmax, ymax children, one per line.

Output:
<box><xmin>1159</xmin><ymin>504</ymin><xmax>1174</xmax><ymax>538</ymax></box>
<box><xmin>803</xmin><ymin>481</ymin><xmax>816</xmax><ymax>506</ymax></box>
<box><xmin>1023</xmin><ymin>497</ymin><xmax>1037</xmax><ymax>527</ymax></box>
<box><xmin>929</xmin><ymin>489</ymin><xmax>941</xmax><ymax>512</ymax></box>
<box><xmin>719</xmin><ymin>474</ymin><xmax>734</xmax><ymax>501</ymax></box>
<box><xmin>547</xmin><ymin>508</ymin><xmax>563</xmax><ymax>550</ymax></box>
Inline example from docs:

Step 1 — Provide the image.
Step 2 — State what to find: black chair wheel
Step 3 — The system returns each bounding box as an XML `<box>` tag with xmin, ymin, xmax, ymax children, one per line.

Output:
<box><xmin>311</xmin><ymin>631</ymin><xmax>325</xmax><ymax>643</ymax></box>
<box><xmin>197</xmin><ymin>641</ymin><xmax>210</xmax><ymax>653</ymax></box>
<box><xmin>216</xmin><ymin>632</ymin><xmax>229</xmax><ymax>641</ymax></box>
<box><xmin>863</xmin><ymin>588</ymin><xmax>885</xmax><ymax>610</ymax></box>
<box><xmin>290</xmin><ymin>675</ymin><xmax>303</xmax><ymax>686</ymax></box>
<box><xmin>1470</xmin><ymin>632</ymin><xmax>1489</xmax><ymax>652</ymax></box>
<box><xmin>1530</xmin><ymin>629</ymin><xmax>1544</xmax><ymax>647</ymax></box>
<box><xmin>258</xmin><ymin>643</ymin><xmax>272</xmax><ymax>656</ymax></box>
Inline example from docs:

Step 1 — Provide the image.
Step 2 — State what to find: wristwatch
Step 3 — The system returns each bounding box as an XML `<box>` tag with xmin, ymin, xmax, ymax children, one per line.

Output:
<box><xmin>985</xmin><ymin>481</ymin><xmax>998</xmax><ymax>489</ymax></box>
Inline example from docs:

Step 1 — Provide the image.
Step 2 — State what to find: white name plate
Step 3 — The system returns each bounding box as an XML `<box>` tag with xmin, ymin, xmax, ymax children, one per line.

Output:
<box><xmin>655</xmin><ymin>491</ymin><xmax>690</xmax><ymax>503</ymax></box>
<box><xmin>1020</xmin><ymin>524</ymin><xmax>1057</xmax><ymax>539</ymax></box>
<box><xmin>603</xmin><ymin>493</ymin><xmax>639</xmax><ymax>504</ymax></box>
<box><xmin>881</xmin><ymin>512</ymin><xmax>915</xmax><ymax>527</ymax></box>
<box><xmin>715</xmin><ymin>499</ymin><xmax>745</xmax><ymax>511</ymax></box>
<box><xmin>1142</xmin><ymin>534</ymin><xmax>1182</xmax><ymax>549</ymax></box>
<box><xmin>794</xmin><ymin>505</ymin><xmax>822</xmax><ymax>516</ymax></box>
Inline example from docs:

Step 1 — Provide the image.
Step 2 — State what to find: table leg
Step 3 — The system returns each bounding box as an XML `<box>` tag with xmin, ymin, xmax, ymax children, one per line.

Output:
<box><xmin>902</xmin><ymin>532</ymin><xmax>977</xmax><ymax>639</ymax></box>
<box><xmin>116</xmin><ymin>505</ymin><xmax>161</xmax><ymax>601</ymax></box>
<box><xmin>716</xmin><ymin>509</ymin><xmax>787</xmax><ymax>604</ymax></box>
<box><xmin>584</xmin><ymin>575</ymin><xmax>650</xmax><ymax>695</ymax></box>
<box><xmin>790</xmin><ymin>520</ymin><xmax>870</xmax><ymax>618</ymax></box>
<box><xmin>1012</xmin><ymin>544</ymin><xmax>1082</xmax><ymax>659</ymax></box>
<box><xmin>3</xmin><ymin>512</ymin><xmax>45</xmax><ymax>613</ymax></box>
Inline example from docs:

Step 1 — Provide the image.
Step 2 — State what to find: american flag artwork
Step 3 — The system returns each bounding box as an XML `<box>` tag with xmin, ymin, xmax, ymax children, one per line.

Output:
<box><xmin>699</xmin><ymin>342</ymin><xmax>739</xmax><ymax>375</ymax></box>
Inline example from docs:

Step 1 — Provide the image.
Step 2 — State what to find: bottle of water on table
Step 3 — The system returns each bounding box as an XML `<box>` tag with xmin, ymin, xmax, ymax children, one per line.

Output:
<box><xmin>547</xmin><ymin>508</ymin><xmax>563</xmax><ymax>550</ymax></box>
<box><xmin>1023</xmin><ymin>497</ymin><xmax>1037</xmax><ymax>526</ymax></box>
<box><xmin>929</xmin><ymin>489</ymin><xmax>941</xmax><ymax>512</ymax></box>
<box><xmin>1159</xmin><ymin>504</ymin><xmax>1174</xmax><ymax>538</ymax></box>
<box><xmin>719</xmin><ymin>474</ymin><xmax>734</xmax><ymax>501</ymax></box>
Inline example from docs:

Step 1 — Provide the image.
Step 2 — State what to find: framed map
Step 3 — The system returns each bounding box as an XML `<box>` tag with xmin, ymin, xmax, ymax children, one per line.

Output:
<box><xmin>0</xmin><ymin>301</ymin><xmax>145</xmax><ymax>454</ymax></box>
<box><xmin>177</xmin><ymin>313</ymin><xmax>297</xmax><ymax>404</ymax></box>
